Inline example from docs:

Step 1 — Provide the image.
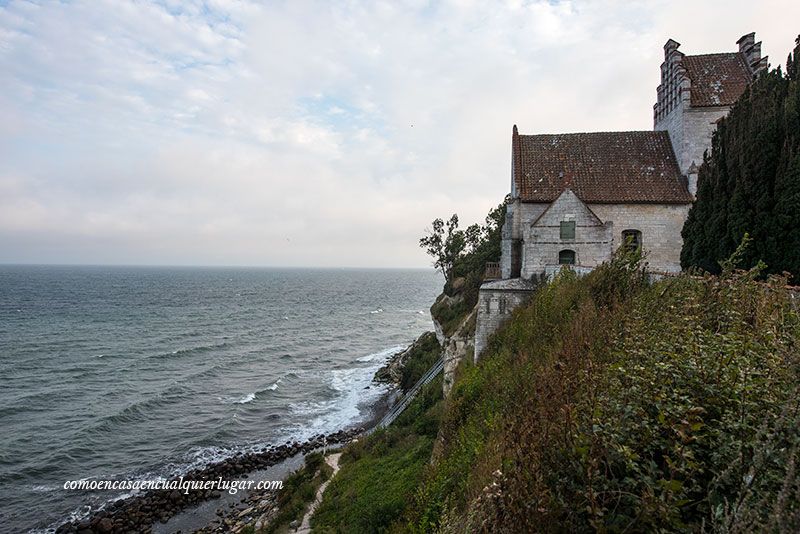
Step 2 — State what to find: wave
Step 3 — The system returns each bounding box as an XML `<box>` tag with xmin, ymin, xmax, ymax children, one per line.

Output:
<box><xmin>235</xmin><ymin>393</ymin><xmax>255</xmax><ymax>404</ymax></box>
<box><xmin>289</xmin><ymin>355</ymin><xmax>394</xmax><ymax>440</ymax></box>
<box><xmin>370</xmin><ymin>308</ymin><xmax>383</xmax><ymax>314</ymax></box>
<box><xmin>29</xmin><ymin>484</ymin><xmax>57</xmax><ymax>493</ymax></box>
<box><xmin>82</xmin><ymin>385</ymin><xmax>192</xmax><ymax>435</ymax></box>
<box><xmin>220</xmin><ymin>376</ymin><xmax>284</xmax><ymax>405</ymax></box>
<box><xmin>155</xmin><ymin>341</ymin><xmax>229</xmax><ymax>359</ymax></box>
<box><xmin>355</xmin><ymin>345</ymin><xmax>406</xmax><ymax>363</ymax></box>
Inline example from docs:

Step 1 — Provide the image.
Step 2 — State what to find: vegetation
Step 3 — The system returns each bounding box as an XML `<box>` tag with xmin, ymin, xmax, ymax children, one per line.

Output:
<box><xmin>259</xmin><ymin>452</ymin><xmax>332</xmax><ymax>533</ymax></box>
<box><xmin>423</xmin><ymin>201</ymin><xmax>507</xmax><ymax>334</ymax></box>
<box><xmin>681</xmin><ymin>36</ymin><xmax>800</xmax><ymax>282</ymax></box>
<box><xmin>311</xmin><ymin>329</ymin><xmax>443</xmax><ymax>533</ymax></box>
<box><xmin>419</xmin><ymin>214</ymin><xmax>468</xmax><ymax>285</ymax></box>
<box><xmin>312</xmin><ymin>375</ymin><xmax>444</xmax><ymax>533</ymax></box>
<box><xmin>407</xmin><ymin>245</ymin><xmax>800</xmax><ymax>532</ymax></box>
<box><xmin>398</xmin><ymin>332</ymin><xmax>442</xmax><ymax>392</ymax></box>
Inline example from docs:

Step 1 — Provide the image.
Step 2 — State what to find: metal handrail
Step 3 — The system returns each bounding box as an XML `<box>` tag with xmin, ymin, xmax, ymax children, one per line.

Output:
<box><xmin>370</xmin><ymin>357</ymin><xmax>444</xmax><ymax>431</ymax></box>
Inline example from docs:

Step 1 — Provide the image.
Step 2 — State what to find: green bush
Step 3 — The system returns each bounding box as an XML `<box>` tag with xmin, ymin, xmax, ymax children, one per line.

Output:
<box><xmin>262</xmin><ymin>452</ymin><xmax>332</xmax><ymax>533</ymax></box>
<box><xmin>682</xmin><ymin>37</ymin><xmax>800</xmax><ymax>281</ymax></box>
<box><xmin>311</xmin><ymin>376</ymin><xmax>444</xmax><ymax>533</ymax></box>
<box><xmin>399</xmin><ymin>332</ymin><xmax>443</xmax><ymax>392</ymax></box>
<box><xmin>409</xmin><ymin>250</ymin><xmax>800</xmax><ymax>532</ymax></box>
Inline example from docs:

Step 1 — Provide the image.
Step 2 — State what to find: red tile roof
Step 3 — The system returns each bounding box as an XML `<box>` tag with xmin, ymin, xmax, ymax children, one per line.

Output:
<box><xmin>512</xmin><ymin>127</ymin><xmax>692</xmax><ymax>204</ymax></box>
<box><xmin>683</xmin><ymin>53</ymin><xmax>753</xmax><ymax>107</ymax></box>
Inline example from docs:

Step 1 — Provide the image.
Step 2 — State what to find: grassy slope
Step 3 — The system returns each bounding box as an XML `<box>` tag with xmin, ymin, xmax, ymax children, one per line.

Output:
<box><xmin>398</xmin><ymin>332</ymin><xmax>442</xmax><ymax>392</ymax></box>
<box><xmin>309</xmin><ymin>251</ymin><xmax>800</xmax><ymax>532</ymax></box>
<box><xmin>311</xmin><ymin>341</ymin><xmax>444</xmax><ymax>533</ymax></box>
<box><xmin>409</xmin><ymin>254</ymin><xmax>800</xmax><ymax>532</ymax></box>
<box><xmin>253</xmin><ymin>452</ymin><xmax>333</xmax><ymax>534</ymax></box>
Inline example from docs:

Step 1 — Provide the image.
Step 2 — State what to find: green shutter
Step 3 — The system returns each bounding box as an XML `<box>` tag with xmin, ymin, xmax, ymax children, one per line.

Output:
<box><xmin>560</xmin><ymin>221</ymin><xmax>575</xmax><ymax>239</ymax></box>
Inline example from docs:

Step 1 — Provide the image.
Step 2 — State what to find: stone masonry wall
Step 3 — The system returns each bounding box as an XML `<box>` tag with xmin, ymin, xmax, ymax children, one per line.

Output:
<box><xmin>521</xmin><ymin>191</ymin><xmax>612</xmax><ymax>278</ymax></box>
<box><xmin>588</xmin><ymin>203</ymin><xmax>691</xmax><ymax>273</ymax></box>
<box><xmin>656</xmin><ymin>99</ymin><xmax>686</xmax><ymax>172</ymax></box>
<box><xmin>501</xmin><ymin>201</ymin><xmax>547</xmax><ymax>278</ymax></box>
<box><xmin>474</xmin><ymin>281</ymin><xmax>534</xmax><ymax>360</ymax></box>
<box><xmin>656</xmin><ymin>99</ymin><xmax>729</xmax><ymax>174</ymax></box>
<box><xmin>680</xmin><ymin>106</ymin><xmax>729</xmax><ymax>173</ymax></box>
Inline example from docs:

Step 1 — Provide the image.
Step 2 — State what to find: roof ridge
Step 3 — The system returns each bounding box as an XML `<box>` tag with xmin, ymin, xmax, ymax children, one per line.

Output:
<box><xmin>517</xmin><ymin>130</ymin><xmax>667</xmax><ymax>137</ymax></box>
<box><xmin>684</xmin><ymin>52</ymin><xmax>740</xmax><ymax>59</ymax></box>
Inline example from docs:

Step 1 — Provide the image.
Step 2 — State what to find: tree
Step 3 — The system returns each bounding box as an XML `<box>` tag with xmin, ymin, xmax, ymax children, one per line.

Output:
<box><xmin>681</xmin><ymin>37</ymin><xmax>800</xmax><ymax>282</ymax></box>
<box><xmin>419</xmin><ymin>214</ymin><xmax>466</xmax><ymax>282</ymax></box>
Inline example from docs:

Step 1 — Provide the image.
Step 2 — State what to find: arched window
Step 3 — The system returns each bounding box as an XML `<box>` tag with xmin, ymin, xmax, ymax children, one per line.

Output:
<box><xmin>622</xmin><ymin>229</ymin><xmax>642</xmax><ymax>252</ymax></box>
<box><xmin>558</xmin><ymin>249</ymin><xmax>576</xmax><ymax>265</ymax></box>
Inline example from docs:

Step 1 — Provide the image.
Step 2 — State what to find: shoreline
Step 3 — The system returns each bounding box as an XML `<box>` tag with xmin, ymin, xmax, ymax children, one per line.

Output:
<box><xmin>53</xmin><ymin>373</ymin><xmax>401</xmax><ymax>534</ymax></box>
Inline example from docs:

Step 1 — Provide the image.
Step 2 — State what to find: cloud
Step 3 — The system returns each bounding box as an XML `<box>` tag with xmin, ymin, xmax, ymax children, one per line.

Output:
<box><xmin>0</xmin><ymin>0</ymin><xmax>798</xmax><ymax>266</ymax></box>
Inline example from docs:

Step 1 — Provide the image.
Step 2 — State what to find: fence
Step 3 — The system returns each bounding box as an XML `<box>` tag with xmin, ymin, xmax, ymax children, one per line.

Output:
<box><xmin>370</xmin><ymin>357</ymin><xmax>444</xmax><ymax>432</ymax></box>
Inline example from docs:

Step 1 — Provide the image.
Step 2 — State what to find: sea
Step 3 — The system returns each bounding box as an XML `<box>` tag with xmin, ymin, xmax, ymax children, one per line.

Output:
<box><xmin>0</xmin><ymin>265</ymin><xmax>441</xmax><ymax>533</ymax></box>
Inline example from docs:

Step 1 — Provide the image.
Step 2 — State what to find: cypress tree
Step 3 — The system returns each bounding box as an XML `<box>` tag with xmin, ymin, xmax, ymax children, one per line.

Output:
<box><xmin>682</xmin><ymin>37</ymin><xmax>800</xmax><ymax>282</ymax></box>
<box><xmin>771</xmin><ymin>37</ymin><xmax>800</xmax><ymax>278</ymax></box>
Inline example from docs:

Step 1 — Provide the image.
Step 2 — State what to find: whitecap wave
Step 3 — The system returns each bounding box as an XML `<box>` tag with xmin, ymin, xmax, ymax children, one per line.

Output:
<box><xmin>289</xmin><ymin>352</ymin><xmax>397</xmax><ymax>439</ymax></box>
<box><xmin>355</xmin><ymin>345</ymin><xmax>405</xmax><ymax>363</ymax></box>
<box><xmin>220</xmin><ymin>392</ymin><xmax>256</xmax><ymax>405</ymax></box>
<box><xmin>370</xmin><ymin>308</ymin><xmax>383</xmax><ymax>314</ymax></box>
<box><xmin>236</xmin><ymin>393</ymin><xmax>256</xmax><ymax>404</ymax></box>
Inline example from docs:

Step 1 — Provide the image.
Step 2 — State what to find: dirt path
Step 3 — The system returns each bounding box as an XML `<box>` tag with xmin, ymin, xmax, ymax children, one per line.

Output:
<box><xmin>294</xmin><ymin>452</ymin><xmax>341</xmax><ymax>533</ymax></box>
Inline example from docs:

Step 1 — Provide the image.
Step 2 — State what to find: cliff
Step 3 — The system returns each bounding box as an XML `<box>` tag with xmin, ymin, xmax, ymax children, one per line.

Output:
<box><xmin>430</xmin><ymin>287</ymin><xmax>476</xmax><ymax>396</ymax></box>
<box><xmin>308</xmin><ymin>250</ymin><xmax>800</xmax><ymax>532</ymax></box>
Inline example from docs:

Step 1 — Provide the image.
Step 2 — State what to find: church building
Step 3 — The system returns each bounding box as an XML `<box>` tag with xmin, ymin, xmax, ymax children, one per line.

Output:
<box><xmin>474</xmin><ymin>33</ymin><xmax>768</xmax><ymax>358</ymax></box>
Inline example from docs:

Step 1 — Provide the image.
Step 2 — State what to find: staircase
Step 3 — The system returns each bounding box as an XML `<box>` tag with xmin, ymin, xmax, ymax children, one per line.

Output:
<box><xmin>371</xmin><ymin>357</ymin><xmax>444</xmax><ymax>431</ymax></box>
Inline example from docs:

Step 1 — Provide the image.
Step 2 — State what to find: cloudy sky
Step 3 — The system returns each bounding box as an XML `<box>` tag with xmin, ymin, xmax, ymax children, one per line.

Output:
<box><xmin>0</xmin><ymin>0</ymin><xmax>797</xmax><ymax>267</ymax></box>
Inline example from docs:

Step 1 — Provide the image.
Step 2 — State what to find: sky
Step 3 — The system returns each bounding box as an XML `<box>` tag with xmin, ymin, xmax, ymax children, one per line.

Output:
<box><xmin>0</xmin><ymin>0</ymin><xmax>798</xmax><ymax>268</ymax></box>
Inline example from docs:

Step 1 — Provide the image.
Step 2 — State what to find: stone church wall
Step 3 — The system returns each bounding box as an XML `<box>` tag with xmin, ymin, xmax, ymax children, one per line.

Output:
<box><xmin>474</xmin><ymin>279</ymin><xmax>535</xmax><ymax>360</ymax></box>
<box><xmin>656</xmin><ymin>99</ymin><xmax>729</xmax><ymax>174</ymax></box>
<box><xmin>501</xmin><ymin>201</ymin><xmax>547</xmax><ymax>278</ymax></box>
<box><xmin>680</xmin><ymin>106</ymin><xmax>729</xmax><ymax>172</ymax></box>
<box><xmin>521</xmin><ymin>192</ymin><xmax>612</xmax><ymax>278</ymax></box>
<box><xmin>588</xmin><ymin>203</ymin><xmax>690</xmax><ymax>273</ymax></box>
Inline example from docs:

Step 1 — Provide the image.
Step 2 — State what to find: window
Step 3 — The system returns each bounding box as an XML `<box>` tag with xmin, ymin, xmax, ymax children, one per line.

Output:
<box><xmin>621</xmin><ymin>229</ymin><xmax>642</xmax><ymax>252</ymax></box>
<box><xmin>560</xmin><ymin>220</ymin><xmax>576</xmax><ymax>240</ymax></box>
<box><xmin>558</xmin><ymin>249</ymin><xmax>576</xmax><ymax>265</ymax></box>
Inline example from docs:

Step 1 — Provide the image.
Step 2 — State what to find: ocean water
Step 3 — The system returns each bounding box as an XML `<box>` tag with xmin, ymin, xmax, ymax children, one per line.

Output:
<box><xmin>0</xmin><ymin>266</ymin><xmax>441</xmax><ymax>533</ymax></box>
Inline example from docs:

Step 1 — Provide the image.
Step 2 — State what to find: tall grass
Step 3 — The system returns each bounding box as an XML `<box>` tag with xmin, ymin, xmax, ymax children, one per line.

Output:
<box><xmin>408</xmin><ymin>251</ymin><xmax>800</xmax><ymax>532</ymax></box>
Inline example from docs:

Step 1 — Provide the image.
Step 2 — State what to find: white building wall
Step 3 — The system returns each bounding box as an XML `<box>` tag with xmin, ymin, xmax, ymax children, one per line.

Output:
<box><xmin>474</xmin><ymin>286</ymin><xmax>533</xmax><ymax>360</ymax></box>
<box><xmin>500</xmin><ymin>201</ymin><xmax>548</xmax><ymax>278</ymax></box>
<box><xmin>656</xmin><ymin>93</ymin><xmax>730</xmax><ymax>174</ymax></box>
<box><xmin>588</xmin><ymin>203</ymin><xmax>691</xmax><ymax>273</ymax></box>
<box><xmin>680</xmin><ymin>107</ymin><xmax>729</xmax><ymax>172</ymax></box>
<box><xmin>521</xmin><ymin>191</ymin><xmax>613</xmax><ymax>278</ymax></box>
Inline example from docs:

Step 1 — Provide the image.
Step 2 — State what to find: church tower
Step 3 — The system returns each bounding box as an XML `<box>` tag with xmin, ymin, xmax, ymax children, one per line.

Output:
<box><xmin>654</xmin><ymin>33</ymin><xmax>767</xmax><ymax>194</ymax></box>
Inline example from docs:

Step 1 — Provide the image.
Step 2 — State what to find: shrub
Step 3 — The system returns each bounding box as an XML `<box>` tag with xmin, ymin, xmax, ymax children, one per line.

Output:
<box><xmin>409</xmin><ymin>250</ymin><xmax>800</xmax><ymax>532</ymax></box>
<box><xmin>311</xmin><ymin>376</ymin><xmax>444</xmax><ymax>533</ymax></box>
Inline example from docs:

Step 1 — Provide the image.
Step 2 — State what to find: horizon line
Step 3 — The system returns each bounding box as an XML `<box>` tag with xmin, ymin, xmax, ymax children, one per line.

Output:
<box><xmin>0</xmin><ymin>261</ymin><xmax>437</xmax><ymax>271</ymax></box>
